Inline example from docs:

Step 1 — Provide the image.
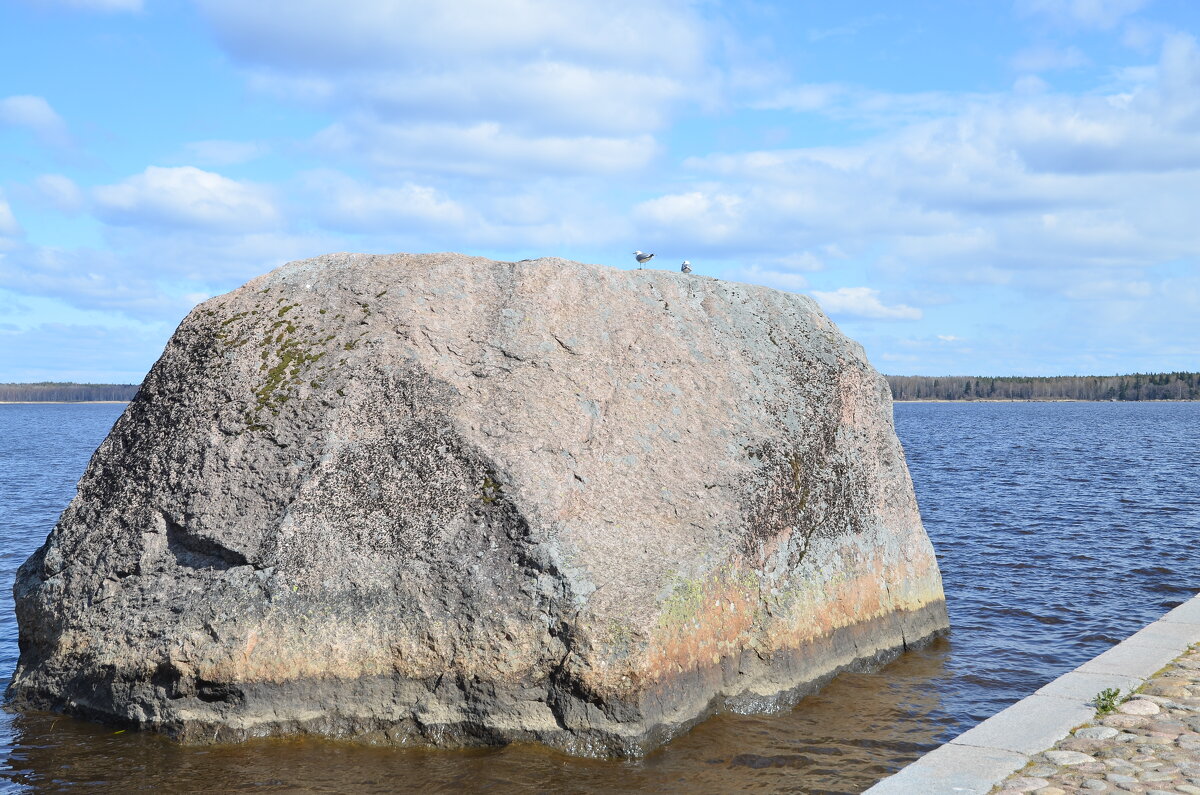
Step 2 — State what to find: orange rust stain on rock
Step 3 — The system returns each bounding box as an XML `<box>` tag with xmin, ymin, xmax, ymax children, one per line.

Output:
<box><xmin>640</xmin><ymin>548</ymin><xmax>943</xmax><ymax>686</ymax></box>
<box><xmin>243</xmin><ymin>631</ymin><xmax>259</xmax><ymax>661</ymax></box>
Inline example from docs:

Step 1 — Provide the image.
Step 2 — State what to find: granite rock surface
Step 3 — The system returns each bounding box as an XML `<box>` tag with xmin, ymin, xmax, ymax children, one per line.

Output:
<box><xmin>8</xmin><ymin>253</ymin><xmax>948</xmax><ymax>756</ymax></box>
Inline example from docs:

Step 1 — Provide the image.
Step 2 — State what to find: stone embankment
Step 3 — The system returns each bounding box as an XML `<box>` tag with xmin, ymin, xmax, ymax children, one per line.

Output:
<box><xmin>7</xmin><ymin>253</ymin><xmax>947</xmax><ymax>756</ymax></box>
<box><xmin>994</xmin><ymin>643</ymin><xmax>1200</xmax><ymax>794</ymax></box>
<box><xmin>867</xmin><ymin>594</ymin><xmax>1200</xmax><ymax>794</ymax></box>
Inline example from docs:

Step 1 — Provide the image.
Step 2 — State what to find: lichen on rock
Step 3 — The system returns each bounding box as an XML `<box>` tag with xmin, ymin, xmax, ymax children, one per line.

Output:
<box><xmin>7</xmin><ymin>252</ymin><xmax>948</xmax><ymax>756</ymax></box>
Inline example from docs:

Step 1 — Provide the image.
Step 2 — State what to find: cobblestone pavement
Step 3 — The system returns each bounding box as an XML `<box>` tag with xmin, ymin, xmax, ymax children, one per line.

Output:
<box><xmin>993</xmin><ymin>644</ymin><xmax>1200</xmax><ymax>795</ymax></box>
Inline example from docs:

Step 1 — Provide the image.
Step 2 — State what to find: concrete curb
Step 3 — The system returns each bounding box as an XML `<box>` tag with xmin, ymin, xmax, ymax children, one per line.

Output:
<box><xmin>864</xmin><ymin>592</ymin><xmax>1200</xmax><ymax>794</ymax></box>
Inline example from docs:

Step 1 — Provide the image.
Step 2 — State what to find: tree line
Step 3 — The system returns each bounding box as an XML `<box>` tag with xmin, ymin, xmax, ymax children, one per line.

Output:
<box><xmin>0</xmin><ymin>382</ymin><xmax>141</xmax><ymax>402</ymax></box>
<box><xmin>4</xmin><ymin>373</ymin><xmax>1198</xmax><ymax>403</ymax></box>
<box><xmin>886</xmin><ymin>372</ymin><xmax>1200</xmax><ymax>401</ymax></box>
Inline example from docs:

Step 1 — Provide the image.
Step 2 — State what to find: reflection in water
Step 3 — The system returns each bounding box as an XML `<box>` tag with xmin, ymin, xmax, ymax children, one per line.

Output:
<box><xmin>3</xmin><ymin>640</ymin><xmax>951</xmax><ymax>793</ymax></box>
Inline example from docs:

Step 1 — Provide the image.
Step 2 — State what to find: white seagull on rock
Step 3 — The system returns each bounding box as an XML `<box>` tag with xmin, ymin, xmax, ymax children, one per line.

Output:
<box><xmin>680</xmin><ymin>260</ymin><xmax>692</xmax><ymax>273</ymax></box>
<box><xmin>633</xmin><ymin>251</ymin><xmax>654</xmax><ymax>266</ymax></box>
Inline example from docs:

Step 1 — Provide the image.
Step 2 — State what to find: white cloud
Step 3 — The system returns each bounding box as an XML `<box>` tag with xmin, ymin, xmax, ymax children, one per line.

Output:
<box><xmin>734</xmin><ymin>265</ymin><xmax>809</xmax><ymax>291</ymax></box>
<box><xmin>751</xmin><ymin>84</ymin><xmax>968</xmax><ymax>127</ymax></box>
<box><xmin>93</xmin><ymin>166</ymin><xmax>279</xmax><ymax>231</ymax></box>
<box><xmin>313</xmin><ymin>119</ymin><xmax>658</xmax><ymax>177</ymax></box>
<box><xmin>634</xmin><ymin>190</ymin><xmax>748</xmax><ymax>245</ymax></box>
<box><xmin>0</xmin><ymin>194</ymin><xmax>23</xmax><ymax>240</ymax></box>
<box><xmin>0</xmin><ymin>322</ymin><xmax>163</xmax><ymax>384</ymax></box>
<box><xmin>197</xmin><ymin>0</ymin><xmax>713</xmax><ymax>136</ymax></box>
<box><xmin>0</xmin><ymin>245</ymin><xmax>190</xmax><ymax>317</ymax></box>
<box><xmin>0</xmin><ymin>95</ymin><xmax>72</xmax><ymax>148</ymax></box>
<box><xmin>32</xmin><ymin>174</ymin><xmax>84</xmax><ymax>213</ymax></box>
<box><xmin>775</xmin><ymin>251</ymin><xmax>826</xmax><ymax>272</ymax></box>
<box><xmin>755</xmin><ymin>83</ymin><xmax>846</xmax><ymax>113</ymax></box>
<box><xmin>636</xmin><ymin>34</ymin><xmax>1200</xmax><ymax>280</ymax></box>
<box><xmin>1015</xmin><ymin>0</ymin><xmax>1149</xmax><ymax>30</ymax></box>
<box><xmin>197</xmin><ymin>0</ymin><xmax>705</xmax><ymax>82</ymax></box>
<box><xmin>937</xmin><ymin>334</ymin><xmax>963</xmax><ymax>342</ymax></box>
<box><xmin>810</xmin><ymin>287</ymin><xmax>922</xmax><ymax>320</ymax></box>
<box><xmin>194</xmin><ymin>0</ymin><xmax>722</xmax><ymax>183</ymax></box>
<box><xmin>1062</xmin><ymin>279</ymin><xmax>1154</xmax><ymax>299</ymax></box>
<box><xmin>1011</xmin><ymin>44</ymin><xmax>1090</xmax><ymax>72</ymax></box>
<box><xmin>0</xmin><ymin>223</ymin><xmax>341</xmax><ymax>320</ymax></box>
<box><xmin>305</xmin><ymin>172</ymin><xmax>469</xmax><ymax>232</ymax></box>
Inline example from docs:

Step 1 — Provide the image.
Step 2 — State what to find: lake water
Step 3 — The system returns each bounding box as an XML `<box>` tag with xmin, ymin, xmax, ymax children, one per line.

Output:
<box><xmin>2</xmin><ymin>401</ymin><xmax>1198</xmax><ymax>793</ymax></box>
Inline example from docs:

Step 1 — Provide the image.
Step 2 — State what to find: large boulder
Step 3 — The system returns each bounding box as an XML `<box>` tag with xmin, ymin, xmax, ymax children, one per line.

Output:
<box><xmin>7</xmin><ymin>253</ymin><xmax>947</xmax><ymax>756</ymax></box>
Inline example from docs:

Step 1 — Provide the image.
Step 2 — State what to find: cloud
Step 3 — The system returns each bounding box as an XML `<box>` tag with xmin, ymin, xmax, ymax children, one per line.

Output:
<box><xmin>32</xmin><ymin>174</ymin><xmax>85</xmax><ymax>213</ymax></box>
<box><xmin>305</xmin><ymin>172</ymin><xmax>469</xmax><ymax>232</ymax></box>
<box><xmin>1011</xmin><ymin>44</ymin><xmax>1090</xmax><ymax>72</ymax></box>
<box><xmin>0</xmin><ymin>95</ymin><xmax>72</xmax><ymax>148</ymax></box>
<box><xmin>0</xmin><ymin>244</ymin><xmax>194</xmax><ymax>317</ymax></box>
<box><xmin>0</xmin><ymin>193</ymin><xmax>23</xmax><ymax>241</ymax></box>
<box><xmin>0</xmin><ymin>322</ymin><xmax>163</xmax><ymax>383</ymax></box>
<box><xmin>0</xmin><ymin>222</ymin><xmax>342</xmax><ymax>321</ymax></box>
<box><xmin>734</xmin><ymin>265</ymin><xmax>809</xmax><ymax>291</ymax></box>
<box><xmin>197</xmin><ymin>0</ymin><xmax>714</xmax><ymax>135</ymax></box>
<box><xmin>1015</xmin><ymin>0</ymin><xmax>1149</xmax><ymax>30</ymax></box>
<box><xmin>313</xmin><ymin>119</ymin><xmax>658</xmax><ymax>177</ymax></box>
<box><xmin>194</xmin><ymin>0</ymin><xmax>722</xmax><ymax>183</ymax></box>
<box><xmin>810</xmin><ymin>287</ymin><xmax>921</xmax><ymax>320</ymax></box>
<box><xmin>634</xmin><ymin>190</ymin><xmax>748</xmax><ymax>246</ymax></box>
<box><xmin>1062</xmin><ymin>278</ymin><xmax>1154</xmax><ymax>299</ymax></box>
<box><xmin>751</xmin><ymin>84</ymin><xmax>969</xmax><ymax>127</ymax></box>
<box><xmin>634</xmin><ymin>33</ymin><xmax>1200</xmax><ymax>282</ymax></box>
<box><xmin>196</xmin><ymin>0</ymin><xmax>706</xmax><ymax>84</ymax></box>
<box><xmin>93</xmin><ymin>166</ymin><xmax>279</xmax><ymax>231</ymax></box>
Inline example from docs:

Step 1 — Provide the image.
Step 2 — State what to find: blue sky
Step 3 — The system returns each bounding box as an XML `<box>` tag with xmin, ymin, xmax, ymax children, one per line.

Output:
<box><xmin>2</xmin><ymin>0</ymin><xmax>1198</xmax><ymax>382</ymax></box>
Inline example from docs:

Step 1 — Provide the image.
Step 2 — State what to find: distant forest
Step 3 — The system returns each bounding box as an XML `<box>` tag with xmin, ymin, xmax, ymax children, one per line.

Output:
<box><xmin>886</xmin><ymin>372</ymin><xmax>1200</xmax><ymax>402</ymax></box>
<box><xmin>0</xmin><ymin>382</ymin><xmax>140</xmax><ymax>402</ymax></box>
<box><xmin>4</xmin><ymin>374</ymin><xmax>1199</xmax><ymax>403</ymax></box>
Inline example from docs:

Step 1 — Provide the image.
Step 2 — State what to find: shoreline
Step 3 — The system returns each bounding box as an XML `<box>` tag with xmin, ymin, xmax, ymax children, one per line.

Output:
<box><xmin>892</xmin><ymin>398</ymin><xmax>1200</xmax><ymax>403</ymax></box>
<box><xmin>866</xmin><ymin>592</ymin><xmax>1200</xmax><ymax>794</ymax></box>
<box><xmin>0</xmin><ymin>401</ymin><xmax>131</xmax><ymax>405</ymax></box>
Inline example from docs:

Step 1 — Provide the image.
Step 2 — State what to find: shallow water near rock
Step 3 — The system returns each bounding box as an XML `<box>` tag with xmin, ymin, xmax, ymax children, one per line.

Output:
<box><xmin>3</xmin><ymin>401</ymin><xmax>1198</xmax><ymax>793</ymax></box>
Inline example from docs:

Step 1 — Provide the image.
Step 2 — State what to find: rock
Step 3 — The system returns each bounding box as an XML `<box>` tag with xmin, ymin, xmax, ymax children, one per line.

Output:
<box><xmin>1106</xmin><ymin>773</ymin><xmax>1139</xmax><ymax>786</ymax></box>
<box><xmin>1119</xmin><ymin>699</ymin><xmax>1162</xmax><ymax>715</ymax></box>
<box><xmin>5</xmin><ymin>253</ymin><xmax>948</xmax><ymax>756</ymax></box>
<box><xmin>1076</xmin><ymin>726</ymin><xmax>1120</xmax><ymax>740</ymax></box>
<box><xmin>1004</xmin><ymin>777</ymin><xmax>1051</xmax><ymax>792</ymax></box>
<box><xmin>1103</xmin><ymin>713</ymin><xmax>1148</xmax><ymax>729</ymax></box>
<box><xmin>1045</xmin><ymin>750</ymin><xmax>1095</xmax><ymax>765</ymax></box>
<box><xmin>1060</xmin><ymin>736</ymin><xmax>1105</xmax><ymax>753</ymax></box>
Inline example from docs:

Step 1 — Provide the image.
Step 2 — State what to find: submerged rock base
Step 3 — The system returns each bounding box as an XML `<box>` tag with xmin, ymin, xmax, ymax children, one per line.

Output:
<box><xmin>8</xmin><ymin>253</ymin><xmax>948</xmax><ymax>756</ymax></box>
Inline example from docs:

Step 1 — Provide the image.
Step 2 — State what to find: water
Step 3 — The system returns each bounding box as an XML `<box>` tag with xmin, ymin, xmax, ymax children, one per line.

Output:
<box><xmin>1</xmin><ymin>401</ymin><xmax>1198</xmax><ymax>793</ymax></box>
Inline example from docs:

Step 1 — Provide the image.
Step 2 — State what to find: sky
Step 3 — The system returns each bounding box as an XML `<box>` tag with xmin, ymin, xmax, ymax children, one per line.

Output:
<box><xmin>1</xmin><ymin>0</ymin><xmax>1198</xmax><ymax>382</ymax></box>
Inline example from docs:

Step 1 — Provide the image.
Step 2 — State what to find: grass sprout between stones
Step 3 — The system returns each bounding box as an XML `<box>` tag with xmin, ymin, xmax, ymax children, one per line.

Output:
<box><xmin>1092</xmin><ymin>686</ymin><xmax>1131</xmax><ymax>715</ymax></box>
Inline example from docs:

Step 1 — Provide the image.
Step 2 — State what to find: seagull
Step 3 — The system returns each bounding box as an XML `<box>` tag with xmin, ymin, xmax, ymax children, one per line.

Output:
<box><xmin>680</xmin><ymin>260</ymin><xmax>692</xmax><ymax>273</ymax></box>
<box><xmin>633</xmin><ymin>251</ymin><xmax>654</xmax><ymax>267</ymax></box>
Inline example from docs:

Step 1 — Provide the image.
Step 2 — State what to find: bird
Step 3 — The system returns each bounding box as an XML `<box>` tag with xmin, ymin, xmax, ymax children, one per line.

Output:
<box><xmin>633</xmin><ymin>251</ymin><xmax>654</xmax><ymax>267</ymax></box>
<box><xmin>680</xmin><ymin>260</ymin><xmax>692</xmax><ymax>273</ymax></box>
